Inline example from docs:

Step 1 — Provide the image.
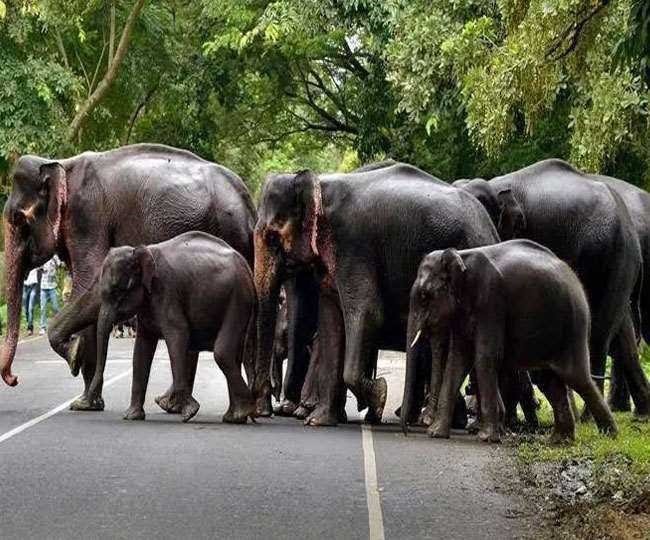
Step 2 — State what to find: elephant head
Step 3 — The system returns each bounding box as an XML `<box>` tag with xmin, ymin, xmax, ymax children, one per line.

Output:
<box><xmin>92</xmin><ymin>246</ymin><xmax>155</xmax><ymax>397</ymax></box>
<box><xmin>454</xmin><ymin>179</ymin><xmax>526</xmax><ymax>240</ymax></box>
<box><xmin>401</xmin><ymin>248</ymin><xmax>465</xmax><ymax>433</ymax></box>
<box><xmin>1</xmin><ymin>157</ymin><xmax>68</xmax><ymax>386</ymax></box>
<box><xmin>253</xmin><ymin>170</ymin><xmax>321</xmax><ymax>409</ymax></box>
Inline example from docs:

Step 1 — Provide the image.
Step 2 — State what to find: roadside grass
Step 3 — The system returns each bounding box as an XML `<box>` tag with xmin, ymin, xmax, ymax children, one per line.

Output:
<box><xmin>516</xmin><ymin>347</ymin><xmax>650</xmax><ymax>474</ymax></box>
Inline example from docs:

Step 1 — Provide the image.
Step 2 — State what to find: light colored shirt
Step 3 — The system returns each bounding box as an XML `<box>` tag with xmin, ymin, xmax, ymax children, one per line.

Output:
<box><xmin>40</xmin><ymin>256</ymin><xmax>60</xmax><ymax>290</ymax></box>
<box><xmin>24</xmin><ymin>269</ymin><xmax>39</xmax><ymax>286</ymax></box>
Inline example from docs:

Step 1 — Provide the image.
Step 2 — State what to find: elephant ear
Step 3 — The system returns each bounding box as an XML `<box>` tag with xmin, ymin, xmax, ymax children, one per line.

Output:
<box><xmin>497</xmin><ymin>189</ymin><xmax>526</xmax><ymax>239</ymax></box>
<box><xmin>38</xmin><ymin>162</ymin><xmax>68</xmax><ymax>241</ymax></box>
<box><xmin>133</xmin><ymin>246</ymin><xmax>156</xmax><ymax>293</ymax></box>
<box><xmin>441</xmin><ymin>248</ymin><xmax>466</xmax><ymax>294</ymax></box>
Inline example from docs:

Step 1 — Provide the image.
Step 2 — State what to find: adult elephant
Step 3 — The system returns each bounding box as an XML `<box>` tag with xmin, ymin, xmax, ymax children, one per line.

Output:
<box><xmin>253</xmin><ymin>162</ymin><xmax>499</xmax><ymax>426</ymax></box>
<box><xmin>1</xmin><ymin>144</ymin><xmax>255</xmax><ymax>411</ymax></box>
<box><xmin>454</xmin><ymin>159</ymin><xmax>650</xmax><ymax>417</ymax></box>
<box><xmin>594</xmin><ymin>176</ymin><xmax>650</xmax><ymax>410</ymax></box>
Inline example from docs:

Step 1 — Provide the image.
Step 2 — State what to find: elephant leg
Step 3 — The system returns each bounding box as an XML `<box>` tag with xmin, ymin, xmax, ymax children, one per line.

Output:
<box><xmin>164</xmin><ymin>326</ymin><xmax>199</xmax><ymax>423</ymax></box>
<box><xmin>278</xmin><ymin>273</ymin><xmax>318</xmax><ymax>416</ymax></box>
<box><xmin>157</xmin><ymin>351</ymin><xmax>198</xmax><ymax>414</ymax></box>
<box><xmin>537</xmin><ymin>370</ymin><xmax>575</xmax><ymax>444</ymax></box>
<box><xmin>124</xmin><ymin>330</ymin><xmax>158</xmax><ymax>421</ymax></box>
<box><xmin>295</xmin><ymin>337</ymin><xmax>320</xmax><ymax>419</ymax></box>
<box><xmin>499</xmin><ymin>369</ymin><xmax>520</xmax><ymax>431</ymax></box>
<box><xmin>608</xmin><ymin>343</ymin><xmax>630</xmax><ymax>412</ymax></box>
<box><xmin>610</xmin><ymin>313</ymin><xmax>650</xmax><ymax>417</ymax></box>
<box><xmin>215</xmin><ymin>303</ymin><xmax>256</xmax><ymax>425</ymax></box>
<box><xmin>305</xmin><ymin>290</ymin><xmax>345</xmax><ymax>426</ymax></box>
<box><xmin>338</xmin><ymin>273</ymin><xmax>386</xmax><ymax>423</ymax></box>
<box><xmin>69</xmin><ymin>325</ymin><xmax>104</xmax><ymax>411</ymax></box>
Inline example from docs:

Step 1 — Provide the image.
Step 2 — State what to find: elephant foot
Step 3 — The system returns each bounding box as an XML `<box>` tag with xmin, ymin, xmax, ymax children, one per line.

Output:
<box><xmin>123</xmin><ymin>406</ymin><xmax>145</xmax><ymax>421</ymax></box>
<box><xmin>181</xmin><ymin>397</ymin><xmax>201</xmax><ymax>423</ymax></box>
<box><xmin>223</xmin><ymin>400</ymin><xmax>255</xmax><ymax>424</ymax></box>
<box><xmin>155</xmin><ymin>390</ymin><xmax>181</xmax><ymax>414</ymax></box>
<box><xmin>70</xmin><ymin>395</ymin><xmax>105</xmax><ymax>411</ymax></box>
<box><xmin>273</xmin><ymin>399</ymin><xmax>299</xmax><ymax>417</ymax></box>
<box><xmin>632</xmin><ymin>412</ymin><xmax>649</xmax><ymax>423</ymax></box>
<box><xmin>337</xmin><ymin>405</ymin><xmax>348</xmax><ymax>424</ymax></box>
<box><xmin>364</xmin><ymin>377</ymin><xmax>387</xmax><ymax>425</ymax></box>
<box><xmin>304</xmin><ymin>405</ymin><xmax>338</xmax><ymax>427</ymax></box>
<box><xmin>466</xmin><ymin>417</ymin><xmax>480</xmax><ymax>434</ymax></box>
<box><xmin>294</xmin><ymin>404</ymin><xmax>313</xmax><ymax>420</ymax></box>
<box><xmin>549</xmin><ymin>429</ymin><xmax>574</xmax><ymax>445</ymax></box>
<box><xmin>478</xmin><ymin>425</ymin><xmax>501</xmax><ymax>443</ymax></box>
<box><xmin>255</xmin><ymin>394</ymin><xmax>273</xmax><ymax>417</ymax></box>
<box><xmin>68</xmin><ymin>335</ymin><xmax>83</xmax><ymax>377</ymax></box>
<box><xmin>428</xmin><ymin>420</ymin><xmax>450</xmax><ymax>439</ymax></box>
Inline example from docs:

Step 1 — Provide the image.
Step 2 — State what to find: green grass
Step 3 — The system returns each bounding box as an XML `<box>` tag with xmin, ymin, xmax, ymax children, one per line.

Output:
<box><xmin>516</xmin><ymin>346</ymin><xmax>650</xmax><ymax>475</ymax></box>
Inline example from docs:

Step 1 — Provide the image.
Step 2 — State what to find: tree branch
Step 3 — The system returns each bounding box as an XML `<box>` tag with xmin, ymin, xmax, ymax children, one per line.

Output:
<box><xmin>67</xmin><ymin>0</ymin><xmax>146</xmax><ymax>142</ymax></box>
<box><xmin>54</xmin><ymin>30</ymin><xmax>70</xmax><ymax>70</ymax></box>
<box><xmin>546</xmin><ymin>0</ymin><xmax>610</xmax><ymax>61</ymax></box>
<box><xmin>122</xmin><ymin>83</ymin><xmax>158</xmax><ymax>145</ymax></box>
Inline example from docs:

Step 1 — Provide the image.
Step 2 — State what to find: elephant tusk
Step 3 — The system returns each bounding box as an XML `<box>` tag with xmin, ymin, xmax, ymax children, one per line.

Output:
<box><xmin>410</xmin><ymin>329</ymin><xmax>422</xmax><ymax>349</ymax></box>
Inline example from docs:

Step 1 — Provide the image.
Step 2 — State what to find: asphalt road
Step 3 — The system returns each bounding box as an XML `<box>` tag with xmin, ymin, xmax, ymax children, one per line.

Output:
<box><xmin>0</xmin><ymin>336</ymin><xmax>533</xmax><ymax>539</ymax></box>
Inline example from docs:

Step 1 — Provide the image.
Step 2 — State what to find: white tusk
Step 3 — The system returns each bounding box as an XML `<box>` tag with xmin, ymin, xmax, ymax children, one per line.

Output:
<box><xmin>410</xmin><ymin>329</ymin><xmax>422</xmax><ymax>349</ymax></box>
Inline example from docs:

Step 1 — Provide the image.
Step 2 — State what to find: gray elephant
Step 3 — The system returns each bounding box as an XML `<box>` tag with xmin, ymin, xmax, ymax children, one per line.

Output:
<box><xmin>253</xmin><ymin>163</ymin><xmax>499</xmax><ymax>426</ymax></box>
<box><xmin>404</xmin><ymin>241</ymin><xmax>617</xmax><ymax>443</ymax></box>
<box><xmin>453</xmin><ymin>160</ymin><xmax>650</xmax><ymax>418</ymax></box>
<box><xmin>88</xmin><ymin>232</ymin><xmax>256</xmax><ymax>423</ymax></box>
<box><xmin>1</xmin><ymin>144</ymin><xmax>255</xmax><ymax>413</ymax></box>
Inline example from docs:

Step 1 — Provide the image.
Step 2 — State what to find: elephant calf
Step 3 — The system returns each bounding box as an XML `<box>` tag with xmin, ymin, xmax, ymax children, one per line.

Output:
<box><xmin>88</xmin><ymin>231</ymin><xmax>256</xmax><ymax>423</ymax></box>
<box><xmin>403</xmin><ymin>239</ymin><xmax>617</xmax><ymax>443</ymax></box>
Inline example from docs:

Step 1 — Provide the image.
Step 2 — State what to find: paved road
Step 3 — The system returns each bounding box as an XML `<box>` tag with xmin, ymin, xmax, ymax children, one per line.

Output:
<box><xmin>0</xmin><ymin>336</ymin><xmax>532</xmax><ymax>539</ymax></box>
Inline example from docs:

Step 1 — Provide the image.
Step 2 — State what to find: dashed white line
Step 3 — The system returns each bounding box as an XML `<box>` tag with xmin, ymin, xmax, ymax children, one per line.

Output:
<box><xmin>0</xmin><ymin>369</ymin><xmax>132</xmax><ymax>445</ymax></box>
<box><xmin>361</xmin><ymin>424</ymin><xmax>385</xmax><ymax>540</ymax></box>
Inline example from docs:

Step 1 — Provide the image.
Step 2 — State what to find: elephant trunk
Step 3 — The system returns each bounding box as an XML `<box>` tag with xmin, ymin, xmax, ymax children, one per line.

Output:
<box><xmin>401</xmin><ymin>311</ymin><xmax>424</xmax><ymax>434</ymax></box>
<box><xmin>253</xmin><ymin>234</ymin><xmax>283</xmax><ymax>406</ymax></box>
<box><xmin>1</xmin><ymin>219</ymin><xmax>24</xmax><ymax>386</ymax></box>
<box><xmin>91</xmin><ymin>304</ymin><xmax>115</xmax><ymax>399</ymax></box>
<box><xmin>47</xmin><ymin>281</ymin><xmax>101</xmax><ymax>375</ymax></box>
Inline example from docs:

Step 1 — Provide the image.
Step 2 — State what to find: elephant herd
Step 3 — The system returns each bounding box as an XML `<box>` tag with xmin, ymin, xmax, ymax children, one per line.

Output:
<box><xmin>1</xmin><ymin>144</ymin><xmax>649</xmax><ymax>444</ymax></box>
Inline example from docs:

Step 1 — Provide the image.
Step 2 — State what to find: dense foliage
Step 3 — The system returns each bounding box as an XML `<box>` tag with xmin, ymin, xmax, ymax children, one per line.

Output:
<box><xmin>1</xmin><ymin>0</ymin><xmax>650</xmax><ymax>198</ymax></box>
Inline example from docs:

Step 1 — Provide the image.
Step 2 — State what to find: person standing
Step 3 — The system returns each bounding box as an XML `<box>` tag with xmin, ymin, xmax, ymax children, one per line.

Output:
<box><xmin>39</xmin><ymin>256</ymin><xmax>61</xmax><ymax>335</ymax></box>
<box><xmin>22</xmin><ymin>268</ymin><xmax>39</xmax><ymax>336</ymax></box>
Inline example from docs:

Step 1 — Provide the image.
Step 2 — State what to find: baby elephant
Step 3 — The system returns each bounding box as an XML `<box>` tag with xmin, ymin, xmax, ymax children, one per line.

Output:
<box><xmin>88</xmin><ymin>231</ymin><xmax>256</xmax><ymax>423</ymax></box>
<box><xmin>403</xmin><ymin>239</ymin><xmax>617</xmax><ymax>443</ymax></box>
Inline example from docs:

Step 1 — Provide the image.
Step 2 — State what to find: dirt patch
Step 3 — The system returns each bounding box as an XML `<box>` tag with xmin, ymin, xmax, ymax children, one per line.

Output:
<box><xmin>506</xmin><ymin>454</ymin><xmax>650</xmax><ymax>539</ymax></box>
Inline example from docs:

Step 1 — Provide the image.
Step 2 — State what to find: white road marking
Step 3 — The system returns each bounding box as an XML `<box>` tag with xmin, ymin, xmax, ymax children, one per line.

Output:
<box><xmin>0</xmin><ymin>369</ymin><xmax>132</xmax><ymax>445</ymax></box>
<box><xmin>361</xmin><ymin>424</ymin><xmax>385</xmax><ymax>540</ymax></box>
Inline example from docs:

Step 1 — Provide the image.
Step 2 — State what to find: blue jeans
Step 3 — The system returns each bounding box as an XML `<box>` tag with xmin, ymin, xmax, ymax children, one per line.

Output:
<box><xmin>40</xmin><ymin>288</ymin><xmax>59</xmax><ymax>330</ymax></box>
<box><xmin>22</xmin><ymin>284</ymin><xmax>37</xmax><ymax>331</ymax></box>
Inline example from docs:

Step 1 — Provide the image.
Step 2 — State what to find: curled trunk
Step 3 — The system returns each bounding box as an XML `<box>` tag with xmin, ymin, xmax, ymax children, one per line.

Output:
<box><xmin>1</xmin><ymin>220</ymin><xmax>25</xmax><ymax>386</ymax></box>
